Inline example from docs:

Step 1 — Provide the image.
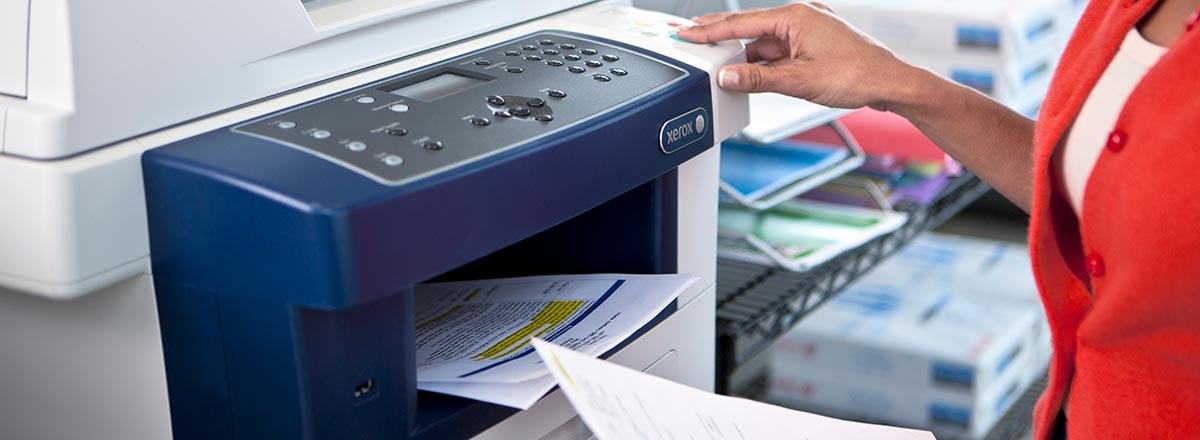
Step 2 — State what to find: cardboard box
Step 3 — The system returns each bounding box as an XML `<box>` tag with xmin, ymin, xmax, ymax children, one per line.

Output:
<box><xmin>819</xmin><ymin>0</ymin><xmax>1071</xmax><ymax>59</ymax></box>
<box><xmin>764</xmin><ymin>233</ymin><xmax>1050</xmax><ymax>438</ymax></box>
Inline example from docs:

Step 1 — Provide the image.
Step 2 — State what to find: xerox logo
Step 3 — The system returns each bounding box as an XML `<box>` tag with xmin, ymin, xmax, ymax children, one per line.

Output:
<box><xmin>659</xmin><ymin>107</ymin><xmax>709</xmax><ymax>154</ymax></box>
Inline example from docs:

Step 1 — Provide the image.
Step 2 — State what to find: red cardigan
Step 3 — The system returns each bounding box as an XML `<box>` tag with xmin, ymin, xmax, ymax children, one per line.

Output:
<box><xmin>1030</xmin><ymin>0</ymin><xmax>1200</xmax><ymax>438</ymax></box>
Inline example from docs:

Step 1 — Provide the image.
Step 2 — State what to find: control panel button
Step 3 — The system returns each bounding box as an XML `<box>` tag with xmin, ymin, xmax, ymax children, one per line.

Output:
<box><xmin>346</xmin><ymin>141</ymin><xmax>368</xmax><ymax>152</ymax></box>
<box><xmin>389</xmin><ymin>104</ymin><xmax>410</xmax><ymax>112</ymax></box>
<box><xmin>581</xmin><ymin>48</ymin><xmax>598</xmax><ymax>55</ymax></box>
<box><xmin>386</xmin><ymin>128</ymin><xmax>408</xmax><ymax>136</ymax></box>
<box><xmin>422</xmin><ymin>141</ymin><xmax>445</xmax><ymax>150</ymax></box>
<box><xmin>559</xmin><ymin>43</ymin><xmax>577</xmax><ymax>50</ymax></box>
<box><xmin>383</xmin><ymin>155</ymin><xmax>404</xmax><ymax>166</ymax></box>
<box><xmin>522</xmin><ymin>45</ymin><xmax>538</xmax><ymax>51</ymax></box>
<box><xmin>494</xmin><ymin>110</ymin><xmax>512</xmax><ymax>118</ymax></box>
<box><xmin>487</xmin><ymin>95</ymin><xmax>506</xmax><ymax>106</ymax></box>
<box><xmin>312</xmin><ymin>130</ymin><xmax>332</xmax><ymax>139</ymax></box>
<box><xmin>506</xmin><ymin>66</ymin><xmax>525</xmax><ymax>73</ymax></box>
<box><xmin>510</xmin><ymin>106</ymin><xmax>532</xmax><ymax>117</ymax></box>
<box><xmin>277</xmin><ymin>121</ymin><xmax>297</xmax><ymax>129</ymax></box>
<box><xmin>564</xmin><ymin>54</ymin><xmax>582</xmax><ymax>61</ymax></box>
<box><xmin>547</xmin><ymin>90</ymin><xmax>567</xmax><ymax>98</ymax></box>
<box><xmin>504</xmin><ymin>50</ymin><xmax>520</xmax><ymax>56</ymax></box>
<box><xmin>469</xmin><ymin>117</ymin><xmax>491</xmax><ymax>126</ymax></box>
<box><xmin>525</xmin><ymin>55</ymin><xmax>543</xmax><ymax>61</ymax></box>
<box><xmin>534</xmin><ymin>114</ymin><xmax>554</xmax><ymax>122</ymax></box>
<box><xmin>543</xmin><ymin>49</ymin><xmax>560</xmax><ymax>55</ymax></box>
<box><xmin>610</xmin><ymin>68</ymin><xmax>628</xmax><ymax>76</ymax></box>
<box><xmin>585</xmin><ymin>60</ymin><xmax>603</xmax><ymax>68</ymax></box>
<box><xmin>355</xmin><ymin>96</ymin><xmax>376</xmax><ymax>104</ymax></box>
<box><xmin>539</xmin><ymin>39</ymin><xmax>555</xmax><ymax>45</ymax></box>
<box><xmin>546</xmin><ymin>59</ymin><xmax>565</xmax><ymax>67</ymax></box>
<box><xmin>474</xmin><ymin>60</ymin><xmax>492</xmax><ymax>66</ymax></box>
<box><xmin>527</xmin><ymin>98</ymin><xmax>546</xmax><ymax>108</ymax></box>
<box><xmin>593</xmin><ymin>74</ymin><xmax>612</xmax><ymax>82</ymax></box>
<box><xmin>568</xmin><ymin>66</ymin><xmax>586</xmax><ymax>74</ymax></box>
<box><xmin>601</xmin><ymin>54</ymin><xmax>620</xmax><ymax>62</ymax></box>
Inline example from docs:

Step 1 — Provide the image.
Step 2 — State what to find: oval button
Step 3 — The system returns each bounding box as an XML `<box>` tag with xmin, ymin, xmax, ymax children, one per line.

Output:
<box><xmin>1106</xmin><ymin>129</ymin><xmax>1127</xmax><ymax>152</ymax></box>
<box><xmin>1086</xmin><ymin>254</ymin><xmax>1106</xmax><ymax>278</ymax></box>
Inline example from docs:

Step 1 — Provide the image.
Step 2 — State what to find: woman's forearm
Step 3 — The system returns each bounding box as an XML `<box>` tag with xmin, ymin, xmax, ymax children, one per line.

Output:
<box><xmin>885</xmin><ymin>66</ymin><xmax>1035</xmax><ymax>212</ymax></box>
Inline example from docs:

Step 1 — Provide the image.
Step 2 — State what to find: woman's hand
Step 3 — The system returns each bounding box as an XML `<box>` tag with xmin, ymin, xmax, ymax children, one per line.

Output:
<box><xmin>677</xmin><ymin>3</ymin><xmax>916</xmax><ymax>111</ymax></box>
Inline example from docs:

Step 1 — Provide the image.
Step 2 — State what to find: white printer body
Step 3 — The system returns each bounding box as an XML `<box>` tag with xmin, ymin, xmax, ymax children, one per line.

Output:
<box><xmin>0</xmin><ymin>1</ymin><xmax>748</xmax><ymax>439</ymax></box>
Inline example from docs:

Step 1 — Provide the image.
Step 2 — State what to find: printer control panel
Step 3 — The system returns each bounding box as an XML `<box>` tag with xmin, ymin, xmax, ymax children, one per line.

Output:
<box><xmin>235</xmin><ymin>32</ymin><xmax>688</xmax><ymax>185</ymax></box>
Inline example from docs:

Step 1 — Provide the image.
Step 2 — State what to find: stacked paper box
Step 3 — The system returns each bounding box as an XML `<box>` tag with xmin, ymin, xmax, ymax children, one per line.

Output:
<box><xmin>766</xmin><ymin>233</ymin><xmax>1050</xmax><ymax>439</ymax></box>
<box><xmin>818</xmin><ymin>0</ymin><xmax>1083</xmax><ymax>113</ymax></box>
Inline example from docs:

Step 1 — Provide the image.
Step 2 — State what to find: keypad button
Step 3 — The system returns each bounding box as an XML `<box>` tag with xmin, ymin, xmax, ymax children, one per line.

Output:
<box><xmin>543</xmin><ymin>49</ymin><xmax>560</xmax><ymax>55</ymax></box>
<box><xmin>504</xmin><ymin>50</ymin><xmax>520</xmax><ymax>56</ymax></box>
<box><xmin>487</xmin><ymin>95</ymin><xmax>506</xmax><ymax>106</ymax></box>
<box><xmin>547</xmin><ymin>90</ymin><xmax>567</xmax><ymax>98</ymax></box>
<box><xmin>527</xmin><ymin>98</ymin><xmax>546</xmax><ymax>108</ymax></box>
<box><xmin>312</xmin><ymin>130</ymin><xmax>332</xmax><ymax>139</ymax></box>
<box><xmin>525</xmin><ymin>55</ymin><xmax>543</xmax><ymax>61</ymax></box>
<box><xmin>592</xmin><ymin>74</ymin><xmax>612</xmax><ymax>82</ymax></box>
<box><xmin>580</xmin><ymin>48</ymin><xmax>598</xmax><ymax>55</ymax></box>
<box><xmin>539</xmin><ymin>39</ymin><xmax>555</xmax><ymax>45</ymax></box>
<box><xmin>386</xmin><ymin>128</ymin><xmax>408</xmax><ymax>136</ymax></box>
<box><xmin>355</xmin><ymin>96</ymin><xmax>376</xmax><ymax>104</ymax></box>
<box><xmin>383</xmin><ymin>155</ymin><xmax>404</xmax><ymax>166</ymax></box>
<box><xmin>522</xmin><ymin>45</ymin><xmax>538</xmax><ymax>51</ymax></box>
<box><xmin>277</xmin><ymin>121</ymin><xmax>297</xmax><ymax>129</ymax></box>
<box><xmin>546</xmin><ymin>59</ymin><xmax>565</xmax><ymax>67</ymax></box>
<box><xmin>506</xmin><ymin>66</ymin><xmax>525</xmax><ymax>73</ymax></box>
<box><xmin>494</xmin><ymin>111</ymin><xmax>512</xmax><ymax>118</ymax></box>
<box><xmin>346</xmin><ymin>141</ymin><xmax>367</xmax><ymax>152</ymax></box>
<box><xmin>559</xmin><ymin>43</ymin><xmax>577</xmax><ymax>50</ymax></box>
<box><xmin>389</xmin><ymin>104</ymin><xmax>410</xmax><ymax>112</ymax></box>
<box><xmin>535</xmin><ymin>114</ymin><xmax>554</xmax><ymax>122</ymax></box>
<box><xmin>564</xmin><ymin>54</ymin><xmax>582</xmax><ymax>61</ymax></box>
<box><xmin>601</xmin><ymin>54</ymin><xmax>620</xmax><ymax>62</ymax></box>
<box><xmin>585</xmin><ymin>60</ymin><xmax>603</xmax><ymax>68</ymax></box>
<box><xmin>469</xmin><ymin>117</ymin><xmax>491</xmax><ymax>126</ymax></box>
<box><xmin>474</xmin><ymin>60</ymin><xmax>492</xmax><ymax>66</ymax></box>
<box><xmin>510</xmin><ymin>106</ymin><xmax>532</xmax><ymax>117</ymax></box>
<box><xmin>568</xmin><ymin>66</ymin><xmax>587</xmax><ymax>74</ymax></box>
<box><xmin>609</xmin><ymin>68</ymin><xmax>628</xmax><ymax>76</ymax></box>
<box><xmin>422</xmin><ymin>141</ymin><xmax>444</xmax><ymax>150</ymax></box>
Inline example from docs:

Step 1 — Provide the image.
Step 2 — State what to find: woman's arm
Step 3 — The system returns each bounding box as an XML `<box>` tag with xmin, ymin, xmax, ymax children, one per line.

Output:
<box><xmin>678</xmin><ymin>4</ymin><xmax>1035</xmax><ymax>212</ymax></box>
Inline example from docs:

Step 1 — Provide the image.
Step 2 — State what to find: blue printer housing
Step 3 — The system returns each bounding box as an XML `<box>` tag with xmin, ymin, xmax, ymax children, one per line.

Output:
<box><xmin>143</xmin><ymin>31</ymin><xmax>714</xmax><ymax>439</ymax></box>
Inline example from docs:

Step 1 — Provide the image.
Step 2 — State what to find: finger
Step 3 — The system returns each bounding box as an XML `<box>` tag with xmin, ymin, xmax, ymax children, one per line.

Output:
<box><xmin>745</xmin><ymin>36</ymin><xmax>790</xmax><ymax>63</ymax></box>
<box><xmin>692</xmin><ymin>12</ymin><xmax>734</xmax><ymax>25</ymax></box>
<box><xmin>677</xmin><ymin>9</ymin><xmax>790</xmax><ymax>43</ymax></box>
<box><xmin>717</xmin><ymin>63</ymin><xmax>789</xmax><ymax>93</ymax></box>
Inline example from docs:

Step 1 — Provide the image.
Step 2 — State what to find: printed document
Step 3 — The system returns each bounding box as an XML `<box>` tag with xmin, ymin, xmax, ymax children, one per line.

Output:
<box><xmin>415</xmin><ymin>273</ymin><xmax>697</xmax><ymax>408</ymax></box>
<box><xmin>533</xmin><ymin>339</ymin><xmax>936</xmax><ymax>440</ymax></box>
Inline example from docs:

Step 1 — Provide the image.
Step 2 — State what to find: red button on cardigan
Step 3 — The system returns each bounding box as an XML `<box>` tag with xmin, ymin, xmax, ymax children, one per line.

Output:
<box><xmin>1086</xmin><ymin>254</ymin><xmax>1106</xmax><ymax>278</ymax></box>
<box><xmin>1106</xmin><ymin>129</ymin><xmax>1127</xmax><ymax>152</ymax></box>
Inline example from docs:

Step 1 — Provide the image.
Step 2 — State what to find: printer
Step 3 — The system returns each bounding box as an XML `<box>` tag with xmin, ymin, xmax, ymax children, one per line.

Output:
<box><xmin>0</xmin><ymin>1</ymin><xmax>747</xmax><ymax>439</ymax></box>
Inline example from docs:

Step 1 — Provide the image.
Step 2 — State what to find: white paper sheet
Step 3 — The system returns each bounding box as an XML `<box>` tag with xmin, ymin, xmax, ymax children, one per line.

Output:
<box><xmin>415</xmin><ymin>273</ymin><xmax>697</xmax><ymax>408</ymax></box>
<box><xmin>533</xmin><ymin>339</ymin><xmax>936</xmax><ymax>440</ymax></box>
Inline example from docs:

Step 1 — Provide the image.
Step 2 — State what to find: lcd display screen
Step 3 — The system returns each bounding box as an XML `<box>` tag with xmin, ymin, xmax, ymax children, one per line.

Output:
<box><xmin>385</xmin><ymin>72</ymin><xmax>489</xmax><ymax>102</ymax></box>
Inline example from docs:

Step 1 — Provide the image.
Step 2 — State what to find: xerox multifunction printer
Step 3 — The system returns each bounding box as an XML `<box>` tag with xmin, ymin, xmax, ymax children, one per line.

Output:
<box><xmin>140</xmin><ymin>5</ymin><xmax>748</xmax><ymax>439</ymax></box>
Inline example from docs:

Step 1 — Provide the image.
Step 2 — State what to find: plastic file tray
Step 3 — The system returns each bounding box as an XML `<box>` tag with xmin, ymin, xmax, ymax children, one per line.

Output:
<box><xmin>715</xmin><ymin>171</ymin><xmax>990</xmax><ymax>394</ymax></box>
<box><xmin>720</xmin><ymin>119</ymin><xmax>866</xmax><ymax>211</ymax></box>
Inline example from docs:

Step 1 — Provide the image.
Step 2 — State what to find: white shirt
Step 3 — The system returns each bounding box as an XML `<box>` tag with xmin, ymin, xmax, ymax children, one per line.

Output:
<box><xmin>1055</xmin><ymin>29</ymin><xmax>1167</xmax><ymax>218</ymax></box>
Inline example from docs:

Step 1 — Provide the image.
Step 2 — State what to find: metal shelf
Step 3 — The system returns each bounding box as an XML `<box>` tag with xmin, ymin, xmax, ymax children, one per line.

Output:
<box><xmin>715</xmin><ymin>171</ymin><xmax>991</xmax><ymax>393</ymax></box>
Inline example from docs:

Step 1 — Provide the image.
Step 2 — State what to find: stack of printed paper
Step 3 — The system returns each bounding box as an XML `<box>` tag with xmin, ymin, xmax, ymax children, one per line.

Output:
<box><xmin>414</xmin><ymin>273</ymin><xmax>697</xmax><ymax>409</ymax></box>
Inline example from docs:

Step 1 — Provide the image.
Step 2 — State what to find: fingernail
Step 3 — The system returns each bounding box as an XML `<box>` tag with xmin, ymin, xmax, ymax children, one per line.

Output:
<box><xmin>677</xmin><ymin>25</ymin><xmax>694</xmax><ymax>32</ymax></box>
<box><xmin>718</xmin><ymin>68</ymin><xmax>739</xmax><ymax>89</ymax></box>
